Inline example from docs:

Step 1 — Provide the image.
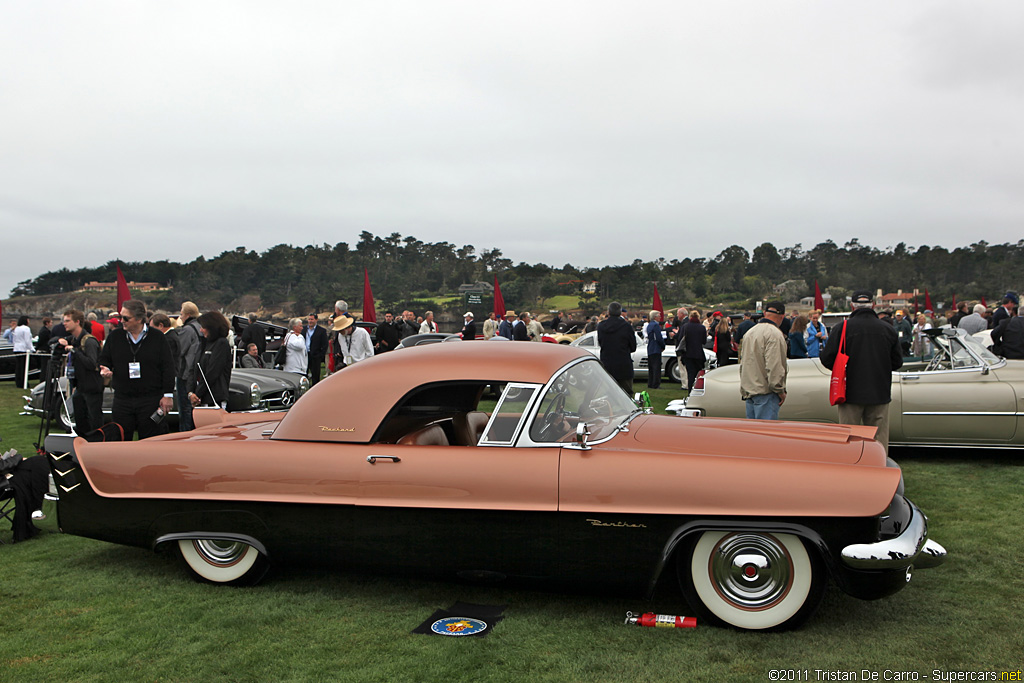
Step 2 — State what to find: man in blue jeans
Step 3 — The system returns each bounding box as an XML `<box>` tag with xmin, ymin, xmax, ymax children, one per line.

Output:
<box><xmin>738</xmin><ymin>301</ymin><xmax>788</xmax><ymax>420</ymax></box>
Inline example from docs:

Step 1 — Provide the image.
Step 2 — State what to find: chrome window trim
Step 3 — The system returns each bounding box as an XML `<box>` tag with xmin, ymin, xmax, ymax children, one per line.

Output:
<box><xmin>478</xmin><ymin>383</ymin><xmax>542</xmax><ymax>447</ymax></box>
<box><xmin>518</xmin><ymin>356</ymin><xmax>633</xmax><ymax>449</ymax></box>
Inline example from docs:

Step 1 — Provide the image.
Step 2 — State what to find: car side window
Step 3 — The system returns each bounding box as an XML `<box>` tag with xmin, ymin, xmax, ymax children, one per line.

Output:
<box><xmin>948</xmin><ymin>339</ymin><xmax>980</xmax><ymax>369</ymax></box>
<box><xmin>480</xmin><ymin>385</ymin><xmax>538</xmax><ymax>445</ymax></box>
<box><xmin>578</xmin><ymin>336</ymin><xmax>594</xmax><ymax>347</ymax></box>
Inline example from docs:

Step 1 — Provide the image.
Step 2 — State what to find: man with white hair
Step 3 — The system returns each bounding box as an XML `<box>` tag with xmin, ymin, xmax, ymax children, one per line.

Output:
<box><xmin>419</xmin><ymin>311</ymin><xmax>437</xmax><ymax>334</ymax></box>
<box><xmin>820</xmin><ymin>289</ymin><xmax>903</xmax><ymax>454</ymax></box>
<box><xmin>957</xmin><ymin>304</ymin><xmax>989</xmax><ymax>336</ymax></box>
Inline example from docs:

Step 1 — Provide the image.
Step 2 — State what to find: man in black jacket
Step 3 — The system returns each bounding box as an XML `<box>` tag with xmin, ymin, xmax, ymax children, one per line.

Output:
<box><xmin>304</xmin><ymin>314</ymin><xmax>329</xmax><ymax>385</ymax></box>
<box><xmin>820</xmin><ymin>290</ymin><xmax>903</xmax><ymax>454</ymax></box>
<box><xmin>597</xmin><ymin>302</ymin><xmax>637</xmax><ymax>395</ymax></box>
<box><xmin>375</xmin><ymin>311</ymin><xmax>401</xmax><ymax>353</ymax></box>
<box><xmin>991</xmin><ymin>314</ymin><xmax>1024</xmax><ymax>359</ymax></box>
<box><xmin>56</xmin><ymin>309</ymin><xmax>103</xmax><ymax>436</ymax></box>
<box><xmin>460</xmin><ymin>312</ymin><xmax>478</xmax><ymax>340</ymax></box>
<box><xmin>99</xmin><ymin>299</ymin><xmax>175</xmax><ymax>440</ymax></box>
<box><xmin>238</xmin><ymin>313</ymin><xmax>267</xmax><ymax>357</ymax></box>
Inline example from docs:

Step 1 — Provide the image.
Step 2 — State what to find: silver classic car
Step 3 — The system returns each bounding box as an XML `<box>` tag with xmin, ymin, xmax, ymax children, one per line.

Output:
<box><xmin>669</xmin><ymin>328</ymin><xmax>1024</xmax><ymax>449</ymax></box>
<box><xmin>570</xmin><ymin>331</ymin><xmax>716</xmax><ymax>386</ymax></box>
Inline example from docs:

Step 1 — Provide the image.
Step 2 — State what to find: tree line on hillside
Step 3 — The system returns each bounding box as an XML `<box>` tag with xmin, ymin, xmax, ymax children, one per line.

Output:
<box><xmin>11</xmin><ymin>233</ymin><xmax>1024</xmax><ymax>315</ymax></box>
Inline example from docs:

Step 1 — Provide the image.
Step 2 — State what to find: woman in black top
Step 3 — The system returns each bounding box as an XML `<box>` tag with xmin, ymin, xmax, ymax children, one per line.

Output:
<box><xmin>712</xmin><ymin>316</ymin><xmax>733</xmax><ymax>367</ymax></box>
<box><xmin>189</xmin><ymin>311</ymin><xmax>232</xmax><ymax>409</ymax></box>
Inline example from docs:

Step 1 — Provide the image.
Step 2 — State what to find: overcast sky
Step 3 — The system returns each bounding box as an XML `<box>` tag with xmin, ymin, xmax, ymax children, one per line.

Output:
<box><xmin>3</xmin><ymin>1</ymin><xmax>1022</xmax><ymax>298</ymax></box>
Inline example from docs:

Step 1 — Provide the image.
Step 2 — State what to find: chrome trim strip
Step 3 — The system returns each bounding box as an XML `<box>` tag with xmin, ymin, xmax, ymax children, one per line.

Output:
<box><xmin>902</xmin><ymin>411</ymin><xmax>1019</xmax><ymax>416</ymax></box>
<box><xmin>841</xmin><ymin>500</ymin><xmax>945</xmax><ymax>570</ymax></box>
<box><xmin>889</xmin><ymin>441</ymin><xmax>1024</xmax><ymax>449</ymax></box>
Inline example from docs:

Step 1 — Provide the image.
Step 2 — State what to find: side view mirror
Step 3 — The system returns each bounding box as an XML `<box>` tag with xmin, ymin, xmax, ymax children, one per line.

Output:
<box><xmin>573</xmin><ymin>422</ymin><xmax>592</xmax><ymax>450</ymax></box>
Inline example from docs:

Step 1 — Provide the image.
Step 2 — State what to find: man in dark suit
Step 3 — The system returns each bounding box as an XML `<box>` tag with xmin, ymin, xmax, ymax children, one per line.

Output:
<box><xmin>304</xmin><ymin>314</ymin><xmax>329</xmax><ymax>385</ymax></box>
<box><xmin>597</xmin><ymin>302</ymin><xmax>637</xmax><ymax>395</ymax></box>
<box><xmin>513</xmin><ymin>313</ymin><xmax>530</xmax><ymax>341</ymax></box>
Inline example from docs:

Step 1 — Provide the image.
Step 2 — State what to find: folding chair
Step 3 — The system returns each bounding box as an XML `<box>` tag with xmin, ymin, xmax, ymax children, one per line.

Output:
<box><xmin>0</xmin><ymin>478</ymin><xmax>16</xmax><ymax>544</ymax></box>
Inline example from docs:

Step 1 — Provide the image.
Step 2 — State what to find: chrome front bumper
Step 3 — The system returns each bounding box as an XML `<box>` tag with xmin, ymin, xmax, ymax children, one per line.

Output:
<box><xmin>841</xmin><ymin>499</ymin><xmax>946</xmax><ymax>570</ymax></box>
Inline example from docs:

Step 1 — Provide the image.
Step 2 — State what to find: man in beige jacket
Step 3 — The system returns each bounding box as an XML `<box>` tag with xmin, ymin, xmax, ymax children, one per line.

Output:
<box><xmin>738</xmin><ymin>301</ymin><xmax>788</xmax><ymax>420</ymax></box>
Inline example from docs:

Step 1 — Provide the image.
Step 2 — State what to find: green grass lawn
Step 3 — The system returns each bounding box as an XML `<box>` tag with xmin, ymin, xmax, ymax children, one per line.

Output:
<box><xmin>1</xmin><ymin>381</ymin><xmax>1021</xmax><ymax>682</ymax></box>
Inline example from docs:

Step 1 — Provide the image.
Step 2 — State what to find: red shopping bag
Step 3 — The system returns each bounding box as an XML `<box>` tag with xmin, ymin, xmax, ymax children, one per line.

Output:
<box><xmin>829</xmin><ymin>321</ymin><xmax>848</xmax><ymax>406</ymax></box>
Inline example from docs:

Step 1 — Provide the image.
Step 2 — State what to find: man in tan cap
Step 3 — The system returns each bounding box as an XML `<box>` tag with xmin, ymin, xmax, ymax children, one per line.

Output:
<box><xmin>497</xmin><ymin>311</ymin><xmax>516</xmax><ymax>339</ymax></box>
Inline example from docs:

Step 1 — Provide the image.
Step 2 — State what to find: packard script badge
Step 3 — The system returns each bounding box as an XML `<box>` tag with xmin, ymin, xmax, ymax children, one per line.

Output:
<box><xmin>430</xmin><ymin>617</ymin><xmax>488</xmax><ymax>637</ymax></box>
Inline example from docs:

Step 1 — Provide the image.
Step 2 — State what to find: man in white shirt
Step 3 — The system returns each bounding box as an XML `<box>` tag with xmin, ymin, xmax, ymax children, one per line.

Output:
<box><xmin>419</xmin><ymin>311</ymin><xmax>437</xmax><ymax>334</ymax></box>
<box><xmin>332</xmin><ymin>316</ymin><xmax>374</xmax><ymax>367</ymax></box>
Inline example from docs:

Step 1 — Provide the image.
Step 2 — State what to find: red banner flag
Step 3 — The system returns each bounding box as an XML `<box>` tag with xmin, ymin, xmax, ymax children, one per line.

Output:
<box><xmin>981</xmin><ymin>296</ymin><xmax>987</xmax><ymax>308</ymax></box>
<box><xmin>116</xmin><ymin>265</ymin><xmax>130</xmax><ymax>313</ymax></box>
<box><xmin>924</xmin><ymin>289</ymin><xmax>933</xmax><ymax>313</ymax></box>
<box><xmin>951</xmin><ymin>293</ymin><xmax>956</xmax><ymax>311</ymax></box>
<box><xmin>814</xmin><ymin>280</ymin><xmax>825</xmax><ymax>312</ymax></box>
<box><xmin>493</xmin><ymin>276</ymin><xmax>506</xmax><ymax>317</ymax></box>
<box><xmin>652</xmin><ymin>284</ymin><xmax>664</xmax><ymax>319</ymax></box>
<box><xmin>0</xmin><ymin>297</ymin><xmax>3</xmax><ymax>329</ymax></box>
<box><xmin>362</xmin><ymin>268</ymin><xmax>376</xmax><ymax>323</ymax></box>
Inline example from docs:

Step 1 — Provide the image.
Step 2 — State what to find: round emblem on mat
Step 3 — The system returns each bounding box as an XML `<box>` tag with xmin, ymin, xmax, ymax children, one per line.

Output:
<box><xmin>430</xmin><ymin>617</ymin><xmax>488</xmax><ymax>636</ymax></box>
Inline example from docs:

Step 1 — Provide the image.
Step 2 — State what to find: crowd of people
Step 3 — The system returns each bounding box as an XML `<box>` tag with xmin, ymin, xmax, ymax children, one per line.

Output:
<box><xmin>6</xmin><ymin>288</ymin><xmax>1022</xmax><ymax>450</ymax></box>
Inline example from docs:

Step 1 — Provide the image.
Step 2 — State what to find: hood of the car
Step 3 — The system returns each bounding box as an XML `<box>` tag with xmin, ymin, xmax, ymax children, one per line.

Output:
<box><xmin>631</xmin><ymin>414</ymin><xmax>878</xmax><ymax>465</ymax></box>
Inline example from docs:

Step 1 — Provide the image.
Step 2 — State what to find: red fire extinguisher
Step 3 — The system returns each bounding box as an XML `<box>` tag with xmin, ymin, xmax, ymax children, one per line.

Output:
<box><xmin>625</xmin><ymin>611</ymin><xmax>697</xmax><ymax>628</ymax></box>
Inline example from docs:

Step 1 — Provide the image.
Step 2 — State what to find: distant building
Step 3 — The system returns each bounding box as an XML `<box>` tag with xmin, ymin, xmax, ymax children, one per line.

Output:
<box><xmin>875</xmin><ymin>289</ymin><xmax>914</xmax><ymax>308</ymax></box>
<box><xmin>82</xmin><ymin>280</ymin><xmax>163</xmax><ymax>292</ymax></box>
<box><xmin>799</xmin><ymin>293</ymin><xmax>832</xmax><ymax>309</ymax></box>
<box><xmin>457</xmin><ymin>281</ymin><xmax>494</xmax><ymax>294</ymax></box>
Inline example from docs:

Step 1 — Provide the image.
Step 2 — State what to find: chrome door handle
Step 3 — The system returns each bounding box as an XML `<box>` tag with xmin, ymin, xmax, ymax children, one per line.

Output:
<box><xmin>902</xmin><ymin>376</ymin><xmax>919</xmax><ymax>381</ymax></box>
<box><xmin>366</xmin><ymin>455</ymin><xmax>401</xmax><ymax>464</ymax></box>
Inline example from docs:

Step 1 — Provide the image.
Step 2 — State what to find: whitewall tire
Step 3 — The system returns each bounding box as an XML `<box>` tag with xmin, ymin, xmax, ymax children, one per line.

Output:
<box><xmin>178</xmin><ymin>538</ymin><xmax>268</xmax><ymax>586</ymax></box>
<box><xmin>680</xmin><ymin>530</ymin><xmax>824</xmax><ymax>630</ymax></box>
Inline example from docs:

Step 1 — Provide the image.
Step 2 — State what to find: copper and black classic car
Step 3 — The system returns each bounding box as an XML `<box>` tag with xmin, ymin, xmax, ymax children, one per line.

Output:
<box><xmin>45</xmin><ymin>342</ymin><xmax>945</xmax><ymax>630</ymax></box>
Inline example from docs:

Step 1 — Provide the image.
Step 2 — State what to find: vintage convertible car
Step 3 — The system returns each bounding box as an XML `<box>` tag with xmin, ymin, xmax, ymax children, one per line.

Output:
<box><xmin>570</xmin><ymin>330</ymin><xmax>716</xmax><ymax>385</ymax></box>
<box><xmin>670</xmin><ymin>327</ymin><xmax>1022</xmax><ymax>449</ymax></box>
<box><xmin>44</xmin><ymin>342</ymin><xmax>944</xmax><ymax>630</ymax></box>
<box><xmin>23</xmin><ymin>367</ymin><xmax>308</xmax><ymax>431</ymax></box>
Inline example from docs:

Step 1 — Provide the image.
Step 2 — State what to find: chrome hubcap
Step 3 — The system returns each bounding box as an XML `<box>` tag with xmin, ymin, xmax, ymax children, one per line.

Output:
<box><xmin>710</xmin><ymin>533</ymin><xmax>793</xmax><ymax>610</ymax></box>
<box><xmin>192</xmin><ymin>540</ymin><xmax>247</xmax><ymax>567</ymax></box>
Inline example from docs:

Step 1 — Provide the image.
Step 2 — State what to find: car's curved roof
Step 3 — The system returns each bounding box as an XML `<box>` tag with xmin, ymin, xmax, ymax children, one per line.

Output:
<box><xmin>271</xmin><ymin>341</ymin><xmax>591</xmax><ymax>443</ymax></box>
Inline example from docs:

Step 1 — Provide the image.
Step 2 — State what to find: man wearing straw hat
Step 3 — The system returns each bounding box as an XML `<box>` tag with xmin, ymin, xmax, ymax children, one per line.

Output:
<box><xmin>331</xmin><ymin>316</ymin><xmax>374</xmax><ymax>371</ymax></box>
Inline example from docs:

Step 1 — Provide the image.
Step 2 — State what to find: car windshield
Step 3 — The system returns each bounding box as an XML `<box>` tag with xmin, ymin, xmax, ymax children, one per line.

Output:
<box><xmin>529</xmin><ymin>359</ymin><xmax>639</xmax><ymax>443</ymax></box>
<box><xmin>935</xmin><ymin>332</ymin><xmax>1002</xmax><ymax>367</ymax></box>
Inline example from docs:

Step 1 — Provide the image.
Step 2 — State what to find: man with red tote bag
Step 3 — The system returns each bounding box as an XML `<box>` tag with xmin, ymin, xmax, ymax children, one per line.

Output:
<box><xmin>820</xmin><ymin>290</ymin><xmax>903</xmax><ymax>454</ymax></box>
